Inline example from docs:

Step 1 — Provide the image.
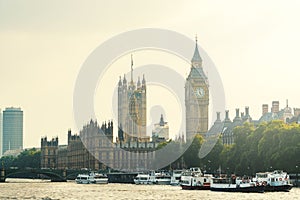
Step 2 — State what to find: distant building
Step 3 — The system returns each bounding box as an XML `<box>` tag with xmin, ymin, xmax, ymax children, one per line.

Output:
<box><xmin>41</xmin><ymin>137</ymin><xmax>58</xmax><ymax>169</ymax></box>
<box><xmin>0</xmin><ymin>109</ymin><xmax>2</xmax><ymax>157</ymax></box>
<box><xmin>219</xmin><ymin>107</ymin><xmax>253</xmax><ymax>145</ymax></box>
<box><xmin>288</xmin><ymin>108</ymin><xmax>300</xmax><ymax>124</ymax></box>
<box><xmin>118</xmin><ymin>55</ymin><xmax>148</xmax><ymax>142</ymax></box>
<box><xmin>79</xmin><ymin>120</ymin><xmax>113</xmax><ymax>170</ymax></box>
<box><xmin>40</xmin><ymin>121</ymin><xmax>112</xmax><ymax>170</ymax></box>
<box><xmin>2</xmin><ymin>149</ymin><xmax>22</xmax><ymax>157</ymax></box>
<box><xmin>185</xmin><ymin>38</ymin><xmax>209</xmax><ymax>141</ymax></box>
<box><xmin>221</xmin><ymin>100</ymin><xmax>299</xmax><ymax>145</ymax></box>
<box><xmin>222</xmin><ymin>107</ymin><xmax>252</xmax><ymax>144</ymax></box>
<box><xmin>2</xmin><ymin>107</ymin><xmax>23</xmax><ymax>155</ymax></box>
<box><xmin>152</xmin><ymin>114</ymin><xmax>169</xmax><ymax>143</ymax></box>
<box><xmin>41</xmin><ymin>119</ymin><xmax>157</xmax><ymax>171</ymax></box>
<box><xmin>259</xmin><ymin>100</ymin><xmax>293</xmax><ymax>123</ymax></box>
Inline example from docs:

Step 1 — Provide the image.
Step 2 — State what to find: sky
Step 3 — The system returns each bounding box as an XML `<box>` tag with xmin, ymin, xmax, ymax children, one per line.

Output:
<box><xmin>1</xmin><ymin>0</ymin><xmax>300</xmax><ymax>148</ymax></box>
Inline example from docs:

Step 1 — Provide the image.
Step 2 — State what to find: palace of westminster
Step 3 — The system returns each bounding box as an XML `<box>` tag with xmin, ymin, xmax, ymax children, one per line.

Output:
<box><xmin>40</xmin><ymin>39</ymin><xmax>300</xmax><ymax>171</ymax></box>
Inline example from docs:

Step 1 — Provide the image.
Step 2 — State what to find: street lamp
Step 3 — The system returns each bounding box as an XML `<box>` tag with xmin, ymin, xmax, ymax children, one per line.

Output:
<box><xmin>247</xmin><ymin>166</ymin><xmax>250</xmax><ymax>177</ymax></box>
<box><xmin>207</xmin><ymin>160</ymin><xmax>211</xmax><ymax>173</ymax></box>
<box><xmin>227</xmin><ymin>167</ymin><xmax>230</xmax><ymax>176</ymax></box>
<box><xmin>296</xmin><ymin>166</ymin><xmax>298</xmax><ymax>187</ymax></box>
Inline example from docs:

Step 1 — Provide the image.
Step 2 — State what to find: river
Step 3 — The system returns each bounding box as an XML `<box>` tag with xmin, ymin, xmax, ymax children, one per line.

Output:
<box><xmin>0</xmin><ymin>179</ymin><xmax>299</xmax><ymax>200</ymax></box>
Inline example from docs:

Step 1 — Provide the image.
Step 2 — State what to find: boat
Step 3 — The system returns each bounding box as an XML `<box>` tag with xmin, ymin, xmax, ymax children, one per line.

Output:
<box><xmin>75</xmin><ymin>173</ymin><xmax>94</xmax><ymax>184</ymax></box>
<box><xmin>170</xmin><ymin>170</ymin><xmax>182</xmax><ymax>186</ymax></box>
<box><xmin>210</xmin><ymin>176</ymin><xmax>264</xmax><ymax>193</ymax></box>
<box><xmin>180</xmin><ymin>167</ymin><xmax>213</xmax><ymax>190</ymax></box>
<box><xmin>134</xmin><ymin>171</ymin><xmax>171</xmax><ymax>185</ymax></box>
<box><xmin>75</xmin><ymin>172</ymin><xmax>108</xmax><ymax>184</ymax></box>
<box><xmin>91</xmin><ymin>172</ymin><xmax>108</xmax><ymax>184</ymax></box>
<box><xmin>254</xmin><ymin>170</ymin><xmax>293</xmax><ymax>192</ymax></box>
<box><xmin>134</xmin><ymin>171</ymin><xmax>156</xmax><ymax>185</ymax></box>
<box><xmin>154</xmin><ymin>171</ymin><xmax>171</xmax><ymax>185</ymax></box>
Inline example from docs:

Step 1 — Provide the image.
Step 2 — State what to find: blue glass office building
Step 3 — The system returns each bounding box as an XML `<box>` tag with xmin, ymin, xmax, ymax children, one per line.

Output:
<box><xmin>2</xmin><ymin>107</ymin><xmax>23</xmax><ymax>154</ymax></box>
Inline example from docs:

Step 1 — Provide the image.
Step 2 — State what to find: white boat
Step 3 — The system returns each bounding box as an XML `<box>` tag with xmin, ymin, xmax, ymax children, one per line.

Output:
<box><xmin>91</xmin><ymin>172</ymin><xmax>108</xmax><ymax>184</ymax></box>
<box><xmin>134</xmin><ymin>171</ymin><xmax>171</xmax><ymax>185</ymax></box>
<box><xmin>154</xmin><ymin>172</ymin><xmax>171</xmax><ymax>185</ymax></box>
<box><xmin>75</xmin><ymin>172</ymin><xmax>108</xmax><ymax>184</ymax></box>
<box><xmin>75</xmin><ymin>174</ymin><xmax>94</xmax><ymax>184</ymax></box>
<box><xmin>180</xmin><ymin>167</ymin><xmax>212</xmax><ymax>190</ymax></box>
<box><xmin>210</xmin><ymin>176</ymin><xmax>264</xmax><ymax>193</ymax></box>
<box><xmin>170</xmin><ymin>170</ymin><xmax>182</xmax><ymax>186</ymax></box>
<box><xmin>254</xmin><ymin>170</ymin><xmax>293</xmax><ymax>192</ymax></box>
<box><xmin>134</xmin><ymin>171</ymin><xmax>156</xmax><ymax>185</ymax></box>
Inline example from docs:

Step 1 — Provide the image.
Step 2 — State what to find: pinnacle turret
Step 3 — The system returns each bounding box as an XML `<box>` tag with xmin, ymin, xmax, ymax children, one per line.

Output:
<box><xmin>118</xmin><ymin>76</ymin><xmax>122</xmax><ymax>86</ymax></box>
<box><xmin>191</xmin><ymin>36</ymin><xmax>202</xmax><ymax>67</ymax></box>
<box><xmin>137</xmin><ymin>76</ymin><xmax>141</xmax><ymax>88</ymax></box>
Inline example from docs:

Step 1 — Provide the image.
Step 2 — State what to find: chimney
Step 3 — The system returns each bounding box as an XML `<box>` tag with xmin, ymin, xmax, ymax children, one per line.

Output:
<box><xmin>214</xmin><ymin>112</ymin><xmax>222</xmax><ymax>124</ymax></box>
<box><xmin>235</xmin><ymin>108</ymin><xmax>240</xmax><ymax>118</ymax></box>
<box><xmin>217</xmin><ymin>112</ymin><xmax>221</xmax><ymax>121</ymax></box>
<box><xmin>224</xmin><ymin>110</ymin><xmax>231</xmax><ymax>123</ymax></box>
<box><xmin>271</xmin><ymin>101</ymin><xmax>279</xmax><ymax>113</ymax></box>
<box><xmin>233</xmin><ymin>108</ymin><xmax>242</xmax><ymax>122</ymax></box>
<box><xmin>225</xmin><ymin>110</ymin><xmax>230</xmax><ymax>120</ymax></box>
<box><xmin>262</xmin><ymin>104</ymin><xmax>268</xmax><ymax>115</ymax></box>
<box><xmin>241</xmin><ymin>112</ymin><xmax>244</xmax><ymax>118</ymax></box>
<box><xmin>245</xmin><ymin>106</ymin><xmax>249</xmax><ymax>116</ymax></box>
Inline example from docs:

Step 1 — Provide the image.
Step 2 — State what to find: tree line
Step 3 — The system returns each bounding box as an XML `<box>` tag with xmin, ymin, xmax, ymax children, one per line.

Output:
<box><xmin>1</xmin><ymin>120</ymin><xmax>299</xmax><ymax>175</ymax></box>
<box><xmin>0</xmin><ymin>148</ymin><xmax>40</xmax><ymax>169</ymax></box>
<box><xmin>180</xmin><ymin>120</ymin><xmax>300</xmax><ymax>175</ymax></box>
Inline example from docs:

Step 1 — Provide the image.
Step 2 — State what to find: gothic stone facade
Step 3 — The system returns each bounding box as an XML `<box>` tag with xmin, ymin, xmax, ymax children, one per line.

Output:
<box><xmin>41</xmin><ymin>120</ymin><xmax>156</xmax><ymax>171</ymax></box>
<box><xmin>185</xmin><ymin>39</ymin><xmax>209</xmax><ymax>141</ymax></box>
<box><xmin>118</xmin><ymin>60</ymin><xmax>147</xmax><ymax>142</ymax></box>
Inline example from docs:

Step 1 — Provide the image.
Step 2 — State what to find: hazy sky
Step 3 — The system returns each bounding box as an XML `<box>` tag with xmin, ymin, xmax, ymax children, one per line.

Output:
<box><xmin>1</xmin><ymin>0</ymin><xmax>300</xmax><ymax>148</ymax></box>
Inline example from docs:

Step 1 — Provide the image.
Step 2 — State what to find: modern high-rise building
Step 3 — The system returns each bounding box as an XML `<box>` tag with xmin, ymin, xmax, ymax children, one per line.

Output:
<box><xmin>2</xmin><ymin>107</ymin><xmax>23</xmax><ymax>154</ymax></box>
<box><xmin>0</xmin><ymin>109</ymin><xmax>2</xmax><ymax>157</ymax></box>
<box><xmin>117</xmin><ymin>56</ymin><xmax>147</xmax><ymax>142</ymax></box>
<box><xmin>185</xmin><ymin>38</ymin><xmax>209</xmax><ymax>141</ymax></box>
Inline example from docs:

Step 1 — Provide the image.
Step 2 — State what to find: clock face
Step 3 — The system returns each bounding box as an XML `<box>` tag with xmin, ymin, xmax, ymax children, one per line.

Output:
<box><xmin>195</xmin><ymin>87</ymin><xmax>205</xmax><ymax>98</ymax></box>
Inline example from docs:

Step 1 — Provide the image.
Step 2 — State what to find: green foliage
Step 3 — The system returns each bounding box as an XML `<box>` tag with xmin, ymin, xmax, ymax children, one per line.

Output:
<box><xmin>0</xmin><ymin>148</ymin><xmax>41</xmax><ymax>169</ymax></box>
<box><xmin>182</xmin><ymin>134</ymin><xmax>204</xmax><ymax>168</ymax></box>
<box><xmin>0</xmin><ymin>156</ymin><xmax>15</xmax><ymax>169</ymax></box>
<box><xmin>222</xmin><ymin>121</ymin><xmax>300</xmax><ymax>175</ymax></box>
<box><xmin>170</xmin><ymin>121</ymin><xmax>300</xmax><ymax>175</ymax></box>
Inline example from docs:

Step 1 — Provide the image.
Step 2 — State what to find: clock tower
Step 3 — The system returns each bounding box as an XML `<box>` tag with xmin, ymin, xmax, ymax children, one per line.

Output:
<box><xmin>185</xmin><ymin>37</ymin><xmax>209</xmax><ymax>141</ymax></box>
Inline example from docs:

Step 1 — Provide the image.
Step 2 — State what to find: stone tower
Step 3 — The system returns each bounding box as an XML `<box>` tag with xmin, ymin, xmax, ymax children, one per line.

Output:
<box><xmin>40</xmin><ymin>137</ymin><xmax>58</xmax><ymax>169</ymax></box>
<box><xmin>185</xmin><ymin>37</ymin><xmax>209</xmax><ymax>141</ymax></box>
<box><xmin>118</xmin><ymin>55</ymin><xmax>147</xmax><ymax>142</ymax></box>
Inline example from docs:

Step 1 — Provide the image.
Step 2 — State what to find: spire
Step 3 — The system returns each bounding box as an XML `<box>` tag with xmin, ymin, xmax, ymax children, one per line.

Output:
<box><xmin>131</xmin><ymin>54</ymin><xmax>133</xmax><ymax>83</ymax></box>
<box><xmin>142</xmin><ymin>74</ymin><xmax>146</xmax><ymax>85</ymax></box>
<box><xmin>191</xmin><ymin>35</ymin><xmax>202</xmax><ymax>67</ymax></box>
<box><xmin>141</xmin><ymin>74</ymin><xmax>146</xmax><ymax>90</ymax></box>
<box><xmin>159</xmin><ymin>114</ymin><xmax>165</xmax><ymax>126</ymax></box>
<box><xmin>137</xmin><ymin>76</ymin><xmax>141</xmax><ymax>88</ymax></box>
<box><xmin>123</xmin><ymin>74</ymin><xmax>127</xmax><ymax>84</ymax></box>
<box><xmin>118</xmin><ymin>76</ymin><xmax>122</xmax><ymax>86</ymax></box>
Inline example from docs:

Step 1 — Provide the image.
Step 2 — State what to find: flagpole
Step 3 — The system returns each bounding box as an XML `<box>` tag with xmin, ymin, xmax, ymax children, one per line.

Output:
<box><xmin>131</xmin><ymin>54</ymin><xmax>133</xmax><ymax>83</ymax></box>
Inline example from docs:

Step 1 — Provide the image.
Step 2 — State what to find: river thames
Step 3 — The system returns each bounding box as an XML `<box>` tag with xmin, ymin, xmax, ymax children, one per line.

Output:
<box><xmin>0</xmin><ymin>179</ymin><xmax>299</xmax><ymax>200</ymax></box>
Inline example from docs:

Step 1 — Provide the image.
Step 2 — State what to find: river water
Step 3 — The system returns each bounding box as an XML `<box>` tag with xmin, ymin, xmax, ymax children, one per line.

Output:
<box><xmin>0</xmin><ymin>179</ymin><xmax>299</xmax><ymax>200</ymax></box>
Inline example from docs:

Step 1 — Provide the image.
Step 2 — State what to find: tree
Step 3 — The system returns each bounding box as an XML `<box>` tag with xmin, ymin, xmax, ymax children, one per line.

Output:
<box><xmin>0</xmin><ymin>148</ymin><xmax>41</xmax><ymax>169</ymax></box>
<box><xmin>183</xmin><ymin>134</ymin><xmax>204</xmax><ymax>168</ymax></box>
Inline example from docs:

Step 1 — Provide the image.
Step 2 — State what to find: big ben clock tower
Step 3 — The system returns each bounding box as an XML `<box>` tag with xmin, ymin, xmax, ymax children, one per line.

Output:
<box><xmin>185</xmin><ymin>37</ymin><xmax>209</xmax><ymax>141</ymax></box>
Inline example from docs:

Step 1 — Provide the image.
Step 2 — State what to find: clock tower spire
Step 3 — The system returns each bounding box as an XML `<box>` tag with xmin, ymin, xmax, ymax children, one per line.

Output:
<box><xmin>191</xmin><ymin>35</ymin><xmax>203</xmax><ymax>68</ymax></box>
<box><xmin>185</xmin><ymin>37</ymin><xmax>209</xmax><ymax>141</ymax></box>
